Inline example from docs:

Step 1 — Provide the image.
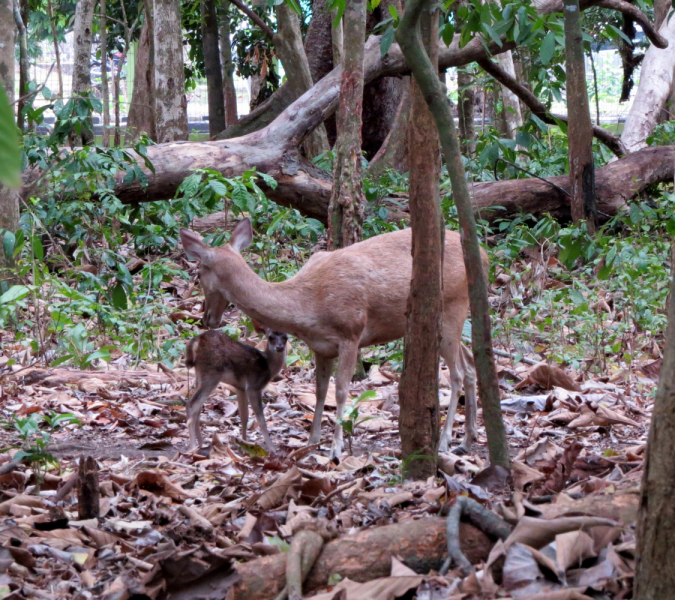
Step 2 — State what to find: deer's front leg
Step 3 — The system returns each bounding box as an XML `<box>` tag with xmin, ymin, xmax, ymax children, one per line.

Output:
<box><xmin>309</xmin><ymin>354</ymin><xmax>335</xmax><ymax>445</ymax></box>
<box><xmin>185</xmin><ymin>375</ymin><xmax>220</xmax><ymax>452</ymax></box>
<box><xmin>330</xmin><ymin>342</ymin><xmax>359</xmax><ymax>460</ymax></box>
<box><xmin>236</xmin><ymin>389</ymin><xmax>249</xmax><ymax>440</ymax></box>
<box><xmin>247</xmin><ymin>387</ymin><xmax>277</xmax><ymax>452</ymax></box>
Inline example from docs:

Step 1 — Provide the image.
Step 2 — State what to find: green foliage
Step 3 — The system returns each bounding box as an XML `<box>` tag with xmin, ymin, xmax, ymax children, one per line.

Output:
<box><xmin>338</xmin><ymin>390</ymin><xmax>378</xmax><ymax>454</ymax></box>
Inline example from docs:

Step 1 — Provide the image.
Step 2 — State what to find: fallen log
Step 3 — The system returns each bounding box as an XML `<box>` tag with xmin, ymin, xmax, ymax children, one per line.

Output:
<box><xmin>16</xmin><ymin>367</ymin><xmax>181</xmax><ymax>387</ymax></box>
<box><xmin>229</xmin><ymin>517</ymin><xmax>493</xmax><ymax>600</ymax></box>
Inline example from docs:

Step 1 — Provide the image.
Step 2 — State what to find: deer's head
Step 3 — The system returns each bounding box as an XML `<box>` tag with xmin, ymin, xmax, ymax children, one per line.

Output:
<box><xmin>180</xmin><ymin>219</ymin><xmax>254</xmax><ymax>329</ymax></box>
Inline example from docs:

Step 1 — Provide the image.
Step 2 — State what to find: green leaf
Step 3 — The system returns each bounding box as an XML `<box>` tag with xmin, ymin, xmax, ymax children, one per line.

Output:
<box><xmin>111</xmin><ymin>282</ymin><xmax>128</xmax><ymax>309</ymax></box>
<box><xmin>51</xmin><ymin>354</ymin><xmax>74</xmax><ymax>367</ymax></box>
<box><xmin>0</xmin><ymin>285</ymin><xmax>30</xmax><ymax>304</ymax></box>
<box><xmin>258</xmin><ymin>172</ymin><xmax>278</xmax><ymax>189</ymax></box>
<box><xmin>388</xmin><ymin>4</ymin><xmax>398</xmax><ymax>19</ymax></box>
<box><xmin>0</xmin><ymin>87</ymin><xmax>21</xmax><ymax>188</ymax></box>
<box><xmin>284</xmin><ymin>0</ymin><xmax>302</xmax><ymax>15</ymax></box>
<box><xmin>2</xmin><ymin>231</ymin><xmax>15</xmax><ymax>260</ymax></box>
<box><xmin>515</xmin><ymin>130</ymin><xmax>532</xmax><ymax>148</ymax></box>
<box><xmin>482</xmin><ymin>22</ymin><xmax>503</xmax><ymax>47</ymax></box>
<box><xmin>568</xmin><ymin>288</ymin><xmax>586</xmax><ymax>305</ymax></box>
<box><xmin>380</xmin><ymin>25</ymin><xmax>395</xmax><ymax>56</ymax></box>
<box><xmin>539</xmin><ymin>31</ymin><xmax>556</xmax><ymax>65</ymax></box>
<box><xmin>530</xmin><ymin>113</ymin><xmax>549</xmax><ymax>133</ymax></box>
<box><xmin>209</xmin><ymin>179</ymin><xmax>229</xmax><ymax>197</ymax></box>
<box><xmin>442</xmin><ymin>23</ymin><xmax>455</xmax><ymax>46</ymax></box>
<box><xmin>31</xmin><ymin>235</ymin><xmax>44</xmax><ymax>260</ymax></box>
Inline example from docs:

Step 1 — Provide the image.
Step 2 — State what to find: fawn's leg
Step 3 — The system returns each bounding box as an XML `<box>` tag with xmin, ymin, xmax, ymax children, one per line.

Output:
<box><xmin>330</xmin><ymin>341</ymin><xmax>359</xmax><ymax>460</ymax></box>
<box><xmin>308</xmin><ymin>354</ymin><xmax>335</xmax><ymax>445</ymax></box>
<box><xmin>246</xmin><ymin>386</ymin><xmax>277</xmax><ymax>452</ymax></box>
<box><xmin>460</xmin><ymin>344</ymin><xmax>478</xmax><ymax>452</ymax></box>
<box><xmin>235</xmin><ymin>389</ymin><xmax>249</xmax><ymax>440</ymax></box>
<box><xmin>185</xmin><ymin>373</ymin><xmax>221</xmax><ymax>451</ymax></box>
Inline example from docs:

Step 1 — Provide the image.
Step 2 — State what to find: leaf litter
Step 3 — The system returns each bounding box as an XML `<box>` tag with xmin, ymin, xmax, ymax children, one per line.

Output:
<box><xmin>0</xmin><ymin>291</ymin><xmax>657</xmax><ymax>599</ymax></box>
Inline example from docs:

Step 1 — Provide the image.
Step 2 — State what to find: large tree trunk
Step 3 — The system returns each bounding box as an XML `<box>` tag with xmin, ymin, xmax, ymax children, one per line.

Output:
<box><xmin>496</xmin><ymin>51</ymin><xmax>523</xmax><ymax>139</ymax></box>
<box><xmin>0</xmin><ymin>0</ymin><xmax>20</xmax><ymax>281</ymax></box>
<box><xmin>154</xmin><ymin>0</ymin><xmax>189</xmax><ymax>142</ymax></box>
<box><xmin>70</xmin><ymin>0</ymin><xmax>96</xmax><ymax>145</ymax></box>
<box><xmin>396</xmin><ymin>0</ymin><xmax>510</xmax><ymax>468</ymax></box>
<box><xmin>274</xmin><ymin>3</ymin><xmax>330</xmax><ymax>158</ymax></box>
<box><xmin>634</xmin><ymin>271</ymin><xmax>675</xmax><ymax>600</ymax></box>
<box><xmin>397</xmin><ymin>7</ymin><xmax>443</xmax><ymax>480</ymax></box>
<box><xmin>621</xmin><ymin>13</ymin><xmax>675</xmax><ymax>151</ymax></box>
<box><xmin>564</xmin><ymin>0</ymin><xmax>597</xmax><ymax>232</ymax></box>
<box><xmin>327</xmin><ymin>0</ymin><xmax>367</xmax><ymax>249</ymax></box>
<box><xmin>13</xmin><ymin>0</ymin><xmax>29</xmax><ymax>131</ymax></box>
<box><xmin>126</xmin><ymin>6</ymin><xmax>156</xmax><ymax>142</ymax></box>
<box><xmin>367</xmin><ymin>79</ymin><xmax>411</xmax><ymax>176</ymax></box>
<box><xmin>220</xmin><ymin>2</ymin><xmax>238</xmax><ymax>127</ymax></box>
<box><xmin>202</xmin><ymin>0</ymin><xmax>225</xmax><ymax>137</ymax></box>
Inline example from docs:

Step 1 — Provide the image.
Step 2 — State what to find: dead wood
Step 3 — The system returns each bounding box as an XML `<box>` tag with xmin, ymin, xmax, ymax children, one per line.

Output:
<box><xmin>229</xmin><ymin>517</ymin><xmax>493</xmax><ymax>600</ymax></box>
<box><xmin>77</xmin><ymin>455</ymin><xmax>100</xmax><ymax>519</ymax></box>
<box><xmin>16</xmin><ymin>367</ymin><xmax>181</xmax><ymax>387</ymax></box>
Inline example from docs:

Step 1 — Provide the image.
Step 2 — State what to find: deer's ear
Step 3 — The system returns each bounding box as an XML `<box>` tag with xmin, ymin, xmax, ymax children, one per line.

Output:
<box><xmin>180</xmin><ymin>228</ymin><xmax>214</xmax><ymax>265</ymax></box>
<box><xmin>230</xmin><ymin>218</ymin><xmax>253</xmax><ymax>253</ymax></box>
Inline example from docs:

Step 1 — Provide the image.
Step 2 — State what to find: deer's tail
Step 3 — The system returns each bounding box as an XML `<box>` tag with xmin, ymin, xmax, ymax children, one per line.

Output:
<box><xmin>185</xmin><ymin>337</ymin><xmax>198</xmax><ymax>368</ymax></box>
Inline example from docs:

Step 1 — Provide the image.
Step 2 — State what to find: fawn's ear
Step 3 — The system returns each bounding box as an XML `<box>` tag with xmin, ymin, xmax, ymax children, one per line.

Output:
<box><xmin>180</xmin><ymin>229</ymin><xmax>214</xmax><ymax>265</ymax></box>
<box><xmin>229</xmin><ymin>218</ymin><xmax>253</xmax><ymax>253</ymax></box>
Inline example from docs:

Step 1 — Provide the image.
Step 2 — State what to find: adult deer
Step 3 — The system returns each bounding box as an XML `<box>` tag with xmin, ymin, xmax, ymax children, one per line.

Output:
<box><xmin>180</xmin><ymin>219</ymin><xmax>483</xmax><ymax>459</ymax></box>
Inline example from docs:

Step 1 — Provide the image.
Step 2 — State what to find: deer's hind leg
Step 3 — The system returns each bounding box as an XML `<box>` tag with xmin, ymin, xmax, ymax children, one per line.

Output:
<box><xmin>309</xmin><ymin>354</ymin><xmax>335</xmax><ymax>445</ymax></box>
<box><xmin>246</xmin><ymin>386</ymin><xmax>277</xmax><ymax>452</ymax></box>
<box><xmin>330</xmin><ymin>341</ymin><xmax>360</xmax><ymax>460</ymax></box>
<box><xmin>185</xmin><ymin>372</ymin><xmax>221</xmax><ymax>451</ymax></box>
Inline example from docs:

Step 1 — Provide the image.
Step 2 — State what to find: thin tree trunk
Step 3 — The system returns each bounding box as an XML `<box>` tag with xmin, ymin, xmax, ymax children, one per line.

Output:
<box><xmin>332</xmin><ymin>8</ymin><xmax>344</xmax><ymax>66</ymax></box>
<box><xmin>113</xmin><ymin>57</ymin><xmax>121</xmax><ymax>146</ymax></box>
<box><xmin>127</xmin><ymin>4</ymin><xmax>156</xmax><ymax>141</ymax></box>
<box><xmin>589</xmin><ymin>44</ymin><xmax>601</xmax><ymax>125</ymax></box>
<box><xmin>564</xmin><ymin>0</ymin><xmax>596</xmax><ymax>232</ymax></box>
<box><xmin>202</xmin><ymin>0</ymin><xmax>226</xmax><ymax>137</ymax></box>
<box><xmin>13</xmin><ymin>0</ymin><xmax>29</xmax><ymax>131</ymax></box>
<box><xmin>618</xmin><ymin>16</ymin><xmax>642</xmax><ymax>103</ymax></box>
<box><xmin>621</xmin><ymin>12</ymin><xmax>675</xmax><ymax>151</ymax></box>
<box><xmin>100</xmin><ymin>0</ymin><xmax>111</xmax><ymax>147</ymax></box>
<box><xmin>396</xmin><ymin>0</ymin><xmax>510</xmax><ymax>469</ymax></box>
<box><xmin>327</xmin><ymin>0</ymin><xmax>366</xmax><ymax>249</ymax></box>
<box><xmin>496</xmin><ymin>51</ymin><xmax>522</xmax><ymax>139</ymax></box>
<box><xmin>397</xmin><ymin>8</ymin><xmax>442</xmax><ymax>480</ymax></box>
<box><xmin>274</xmin><ymin>2</ymin><xmax>330</xmax><ymax>158</ymax></box>
<box><xmin>70</xmin><ymin>0</ymin><xmax>96</xmax><ymax>146</ymax></box>
<box><xmin>46</xmin><ymin>0</ymin><xmax>63</xmax><ymax>97</ymax></box>
<box><xmin>220</xmin><ymin>1</ymin><xmax>238</xmax><ymax>127</ymax></box>
<box><xmin>154</xmin><ymin>0</ymin><xmax>189</xmax><ymax>142</ymax></box>
<box><xmin>634</xmin><ymin>271</ymin><xmax>675</xmax><ymax>600</ymax></box>
<box><xmin>457</xmin><ymin>67</ymin><xmax>475</xmax><ymax>154</ymax></box>
<box><xmin>0</xmin><ymin>0</ymin><xmax>20</xmax><ymax>282</ymax></box>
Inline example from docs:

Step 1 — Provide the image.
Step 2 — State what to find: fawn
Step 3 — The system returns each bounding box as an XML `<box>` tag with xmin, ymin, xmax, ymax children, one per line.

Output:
<box><xmin>184</xmin><ymin>325</ymin><xmax>288</xmax><ymax>452</ymax></box>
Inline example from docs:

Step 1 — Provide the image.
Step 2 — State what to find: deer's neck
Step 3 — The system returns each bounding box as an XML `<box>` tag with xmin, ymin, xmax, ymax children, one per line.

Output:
<box><xmin>264</xmin><ymin>348</ymin><xmax>287</xmax><ymax>378</ymax></box>
<box><xmin>215</xmin><ymin>253</ymin><xmax>301</xmax><ymax>329</ymax></box>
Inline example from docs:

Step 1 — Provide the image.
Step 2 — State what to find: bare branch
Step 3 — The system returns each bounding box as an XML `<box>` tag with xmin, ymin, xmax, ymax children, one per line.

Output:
<box><xmin>477</xmin><ymin>56</ymin><xmax>627</xmax><ymax>157</ymax></box>
<box><xmin>228</xmin><ymin>0</ymin><xmax>276</xmax><ymax>40</ymax></box>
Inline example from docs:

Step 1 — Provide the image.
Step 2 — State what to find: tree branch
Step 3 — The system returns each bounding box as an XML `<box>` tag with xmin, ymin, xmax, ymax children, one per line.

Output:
<box><xmin>228</xmin><ymin>0</ymin><xmax>276</xmax><ymax>40</ymax></box>
<box><xmin>536</xmin><ymin>0</ymin><xmax>667</xmax><ymax>49</ymax></box>
<box><xmin>477</xmin><ymin>56</ymin><xmax>627</xmax><ymax>157</ymax></box>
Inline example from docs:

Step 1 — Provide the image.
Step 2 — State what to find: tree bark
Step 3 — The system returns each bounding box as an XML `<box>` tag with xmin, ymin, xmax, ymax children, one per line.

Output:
<box><xmin>397</xmin><ymin>7</ymin><xmax>443</xmax><ymax>480</ymax></box>
<box><xmin>127</xmin><ymin>5</ymin><xmax>156</xmax><ymax>142</ymax></box>
<box><xmin>77</xmin><ymin>456</ymin><xmax>100</xmax><ymax>519</ymax></box>
<box><xmin>457</xmin><ymin>67</ymin><xmax>476</xmax><ymax>154</ymax></box>
<box><xmin>229</xmin><ymin>518</ymin><xmax>492</xmax><ymax>600</ymax></box>
<box><xmin>396</xmin><ymin>0</ymin><xmax>510</xmax><ymax>468</ymax></box>
<box><xmin>621</xmin><ymin>12</ymin><xmax>675</xmax><ymax>151</ymax></box>
<box><xmin>0</xmin><ymin>0</ymin><xmax>20</xmax><ymax>281</ymax></box>
<box><xmin>618</xmin><ymin>16</ymin><xmax>642</xmax><ymax>103</ymax></box>
<box><xmin>496</xmin><ymin>51</ymin><xmax>523</xmax><ymax>139</ymax></box>
<box><xmin>219</xmin><ymin>2</ymin><xmax>238</xmax><ymax>127</ymax></box>
<box><xmin>100</xmin><ymin>0</ymin><xmax>111</xmax><ymax>147</ymax></box>
<box><xmin>367</xmin><ymin>79</ymin><xmax>411</xmax><ymax>176</ymax></box>
<box><xmin>154</xmin><ymin>0</ymin><xmax>189</xmax><ymax>142</ymax></box>
<box><xmin>13</xmin><ymin>0</ymin><xmax>29</xmax><ymax>132</ymax></box>
<box><xmin>70</xmin><ymin>0</ymin><xmax>96</xmax><ymax>146</ymax></box>
<box><xmin>327</xmin><ymin>0</ymin><xmax>367</xmax><ymax>249</ymax></box>
<box><xmin>634</xmin><ymin>271</ymin><xmax>675</xmax><ymax>600</ymax></box>
<box><xmin>202</xmin><ymin>0</ymin><xmax>226</xmax><ymax>137</ymax></box>
<box><xmin>564</xmin><ymin>0</ymin><xmax>597</xmax><ymax>232</ymax></box>
<box><xmin>274</xmin><ymin>3</ymin><xmax>330</xmax><ymax>158</ymax></box>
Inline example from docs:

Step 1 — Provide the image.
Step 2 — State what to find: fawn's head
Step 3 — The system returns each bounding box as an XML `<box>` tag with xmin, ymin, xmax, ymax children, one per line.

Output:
<box><xmin>180</xmin><ymin>219</ymin><xmax>254</xmax><ymax>329</ymax></box>
<box><xmin>252</xmin><ymin>319</ymin><xmax>287</xmax><ymax>353</ymax></box>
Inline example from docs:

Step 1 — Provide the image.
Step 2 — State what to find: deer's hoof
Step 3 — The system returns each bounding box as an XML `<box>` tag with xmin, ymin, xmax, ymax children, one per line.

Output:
<box><xmin>451</xmin><ymin>445</ymin><xmax>469</xmax><ymax>456</ymax></box>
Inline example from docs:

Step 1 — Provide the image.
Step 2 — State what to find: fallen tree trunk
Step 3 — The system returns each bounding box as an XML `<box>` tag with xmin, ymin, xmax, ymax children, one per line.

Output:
<box><xmin>229</xmin><ymin>517</ymin><xmax>493</xmax><ymax>600</ymax></box>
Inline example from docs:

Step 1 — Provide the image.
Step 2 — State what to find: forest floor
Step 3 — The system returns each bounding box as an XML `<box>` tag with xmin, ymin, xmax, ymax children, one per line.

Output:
<box><xmin>0</xmin><ymin>302</ymin><xmax>658</xmax><ymax>599</ymax></box>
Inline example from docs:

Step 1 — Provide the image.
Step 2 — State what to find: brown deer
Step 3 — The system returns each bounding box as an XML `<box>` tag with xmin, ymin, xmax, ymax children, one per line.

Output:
<box><xmin>180</xmin><ymin>218</ymin><xmax>483</xmax><ymax>458</ymax></box>
<box><xmin>184</xmin><ymin>326</ymin><xmax>288</xmax><ymax>452</ymax></box>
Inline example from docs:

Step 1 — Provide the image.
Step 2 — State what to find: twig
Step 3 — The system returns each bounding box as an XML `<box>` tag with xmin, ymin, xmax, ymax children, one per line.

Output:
<box><xmin>495</xmin><ymin>158</ymin><xmax>571</xmax><ymax>197</ymax></box>
<box><xmin>228</xmin><ymin>0</ymin><xmax>276</xmax><ymax>40</ymax></box>
<box><xmin>274</xmin><ymin>529</ymin><xmax>324</xmax><ymax>600</ymax></box>
<box><xmin>462</xmin><ymin>335</ymin><xmax>540</xmax><ymax>366</ymax></box>
<box><xmin>439</xmin><ymin>496</ymin><xmax>512</xmax><ymax>576</ymax></box>
<box><xmin>311</xmin><ymin>477</ymin><xmax>356</xmax><ymax>506</ymax></box>
<box><xmin>53</xmin><ymin>473</ymin><xmax>79</xmax><ymax>503</ymax></box>
<box><xmin>11</xmin><ymin>63</ymin><xmax>56</xmax><ymax>106</ymax></box>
